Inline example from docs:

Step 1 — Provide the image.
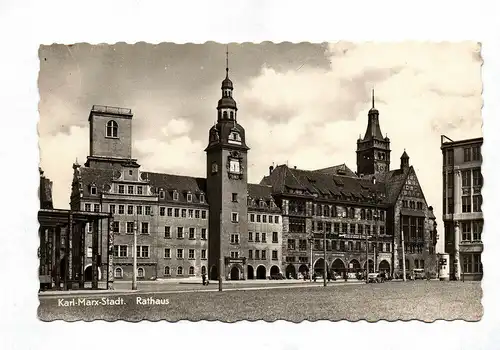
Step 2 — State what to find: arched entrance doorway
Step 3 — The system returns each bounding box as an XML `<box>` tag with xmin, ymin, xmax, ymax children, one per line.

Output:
<box><xmin>247</xmin><ymin>265</ymin><xmax>254</xmax><ymax>280</ymax></box>
<box><xmin>230</xmin><ymin>266</ymin><xmax>241</xmax><ymax>280</ymax></box>
<box><xmin>379</xmin><ymin>260</ymin><xmax>390</xmax><ymax>274</ymax></box>
<box><xmin>256</xmin><ymin>265</ymin><xmax>266</xmax><ymax>279</ymax></box>
<box><xmin>270</xmin><ymin>265</ymin><xmax>280</xmax><ymax>277</ymax></box>
<box><xmin>210</xmin><ymin>265</ymin><xmax>218</xmax><ymax>280</ymax></box>
<box><xmin>84</xmin><ymin>265</ymin><xmax>102</xmax><ymax>282</ymax></box>
<box><xmin>364</xmin><ymin>259</ymin><xmax>375</xmax><ymax>273</ymax></box>
<box><xmin>349</xmin><ymin>259</ymin><xmax>361</xmax><ymax>273</ymax></box>
<box><xmin>298</xmin><ymin>264</ymin><xmax>309</xmax><ymax>278</ymax></box>
<box><xmin>331</xmin><ymin>259</ymin><xmax>345</xmax><ymax>275</ymax></box>
<box><xmin>286</xmin><ymin>264</ymin><xmax>296</xmax><ymax>279</ymax></box>
<box><xmin>314</xmin><ymin>258</ymin><xmax>326</xmax><ymax>277</ymax></box>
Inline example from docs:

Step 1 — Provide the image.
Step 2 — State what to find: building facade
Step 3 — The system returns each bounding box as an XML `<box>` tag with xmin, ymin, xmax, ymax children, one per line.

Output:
<box><xmin>441</xmin><ymin>136</ymin><xmax>483</xmax><ymax>281</ymax></box>
<box><xmin>69</xmin><ymin>63</ymin><xmax>437</xmax><ymax>282</ymax></box>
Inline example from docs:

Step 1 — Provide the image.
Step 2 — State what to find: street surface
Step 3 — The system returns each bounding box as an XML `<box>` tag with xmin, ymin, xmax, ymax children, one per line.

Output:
<box><xmin>38</xmin><ymin>280</ymin><xmax>482</xmax><ymax>322</ymax></box>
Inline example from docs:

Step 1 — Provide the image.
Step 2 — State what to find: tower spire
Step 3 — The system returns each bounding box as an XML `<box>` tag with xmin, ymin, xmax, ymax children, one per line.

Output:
<box><xmin>226</xmin><ymin>45</ymin><xmax>229</xmax><ymax>78</ymax></box>
<box><xmin>372</xmin><ymin>89</ymin><xmax>375</xmax><ymax>109</ymax></box>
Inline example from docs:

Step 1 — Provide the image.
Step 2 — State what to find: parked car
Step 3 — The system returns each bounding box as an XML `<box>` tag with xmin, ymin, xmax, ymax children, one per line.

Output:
<box><xmin>270</xmin><ymin>273</ymin><xmax>285</xmax><ymax>280</ymax></box>
<box><xmin>413</xmin><ymin>268</ymin><xmax>426</xmax><ymax>280</ymax></box>
<box><xmin>367</xmin><ymin>272</ymin><xmax>385</xmax><ymax>283</ymax></box>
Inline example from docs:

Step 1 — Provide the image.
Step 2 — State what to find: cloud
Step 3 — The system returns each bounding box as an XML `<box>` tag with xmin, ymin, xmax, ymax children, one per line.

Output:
<box><xmin>38</xmin><ymin>42</ymin><xmax>482</xmax><ymax>254</ymax></box>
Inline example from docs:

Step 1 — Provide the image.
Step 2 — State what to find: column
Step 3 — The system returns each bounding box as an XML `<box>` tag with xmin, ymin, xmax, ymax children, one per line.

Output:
<box><xmin>453</xmin><ymin>170</ymin><xmax>461</xmax><ymax>280</ymax></box>
<box><xmin>54</xmin><ymin>226</ymin><xmax>61</xmax><ymax>290</ymax></box>
<box><xmin>454</xmin><ymin>221</ymin><xmax>461</xmax><ymax>280</ymax></box>
<box><xmin>79</xmin><ymin>222</ymin><xmax>85</xmax><ymax>289</ymax></box>
<box><xmin>107</xmin><ymin>216</ymin><xmax>114</xmax><ymax>290</ymax></box>
<box><xmin>92</xmin><ymin>219</ymin><xmax>99</xmax><ymax>289</ymax></box>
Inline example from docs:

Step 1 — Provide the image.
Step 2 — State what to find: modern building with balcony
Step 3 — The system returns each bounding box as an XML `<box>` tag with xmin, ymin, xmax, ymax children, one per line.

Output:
<box><xmin>441</xmin><ymin>135</ymin><xmax>483</xmax><ymax>281</ymax></box>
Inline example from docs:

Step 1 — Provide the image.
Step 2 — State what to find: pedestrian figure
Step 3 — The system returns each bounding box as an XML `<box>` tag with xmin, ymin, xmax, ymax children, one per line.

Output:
<box><xmin>313</xmin><ymin>273</ymin><xmax>317</xmax><ymax>282</ymax></box>
<box><xmin>202</xmin><ymin>273</ymin><xmax>206</xmax><ymax>286</ymax></box>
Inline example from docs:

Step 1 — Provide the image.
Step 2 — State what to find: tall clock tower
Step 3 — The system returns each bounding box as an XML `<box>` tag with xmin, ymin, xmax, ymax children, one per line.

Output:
<box><xmin>205</xmin><ymin>50</ymin><xmax>249</xmax><ymax>281</ymax></box>
<box><xmin>356</xmin><ymin>91</ymin><xmax>391</xmax><ymax>176</ymax></box>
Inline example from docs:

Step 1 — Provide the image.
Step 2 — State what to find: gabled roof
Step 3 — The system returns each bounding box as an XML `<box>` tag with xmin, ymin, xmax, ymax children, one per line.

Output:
<box><xmin>248</xmin><ymin>183</ymin><xmax>273</xmax><ymax>200</ymax></box>
<box><xmin>78</xmin><ymin>167</ymin><xmax>117</xmax><ymax>197</ymax></box>
<box><xmin>143</xmin><ymin>172</ymin><xmax>207</xmax><ymax>204</ymax></box>
<box><xmin>313</xmin><ymin>164</ymin><xmax>357</xmax><ymax>177</ymax></box>
<box><xmin>262</xmin><ymin>164</ymin><xmax>411</xmax><ymax>206</ymax></box>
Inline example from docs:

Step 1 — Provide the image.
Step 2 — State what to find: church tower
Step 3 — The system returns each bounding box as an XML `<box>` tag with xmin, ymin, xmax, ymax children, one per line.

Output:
<box><xmin>356</xmin><ymin>90</ymin><xmax>391</xmax><ymax>176</ymax></box>
<box><xmin>205</xmin><ymin>48</ymin><xmax>249</xmax><ymax>281</ymax></box>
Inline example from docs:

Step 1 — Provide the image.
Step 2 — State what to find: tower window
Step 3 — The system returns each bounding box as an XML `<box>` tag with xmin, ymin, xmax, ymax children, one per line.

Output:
<box><xmin>230</xmin><ymin>111</ymin><xmax>234</xmax><ymax>119</ymax></box>
<box><xmin>223</xmin><ymin>111</ymin><xmax>228</xmax><ymax>119</ymax></box>
<box><xmin>106</xmin><ymin>120</ymin><xmax>118</xmax><ymax>138</ymax></box>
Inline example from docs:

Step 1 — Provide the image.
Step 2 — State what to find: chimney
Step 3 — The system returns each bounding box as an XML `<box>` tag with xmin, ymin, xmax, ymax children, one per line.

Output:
<box><xmin>269</xmin><ymin>165</ymin><xmax>274</xmax><ymax>176</ymax></box>
<box><xmin>294</xmin><ymin>166</ymin><xmax>297</xmax><ymax>169</ymax></box>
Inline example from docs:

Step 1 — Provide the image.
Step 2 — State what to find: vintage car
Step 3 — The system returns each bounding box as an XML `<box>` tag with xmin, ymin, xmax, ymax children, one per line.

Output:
<box><xmin>367</xmin><ymin>272</ymin><xmax>385</xmax><ymax>283</ymax></box>
<box><xmin>413</xmin><ymin>268</ymin><xmax>426</xmax><ymax>280</ymax></box>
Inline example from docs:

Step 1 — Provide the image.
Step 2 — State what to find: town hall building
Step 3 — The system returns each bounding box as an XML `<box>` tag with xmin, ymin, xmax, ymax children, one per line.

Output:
<box><xmin>69</xmin><ymin>56</ymin><xmax>438</xmax><ymax>282</ymax></box>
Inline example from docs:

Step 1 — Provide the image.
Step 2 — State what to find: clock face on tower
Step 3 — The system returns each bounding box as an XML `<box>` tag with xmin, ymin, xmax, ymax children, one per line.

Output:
<box><xmin>229</xmin><ymin>159</ymin><xmax>240</xmax><ymax>173</ymax></box>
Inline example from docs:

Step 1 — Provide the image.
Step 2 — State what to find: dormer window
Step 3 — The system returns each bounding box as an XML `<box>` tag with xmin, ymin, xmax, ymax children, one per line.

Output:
<box><xmin>228</xmin><ymin>131</ymin><xmax>241</xmax><ymax>145</ymax></box>
<box><xmin>173</xmin><ymin>191</ymin><xmax>179</xmax><ymax>201</ymax></box>
<box><xmin>159</xmin><ymin>190</ymin><xmax>165</xmax><ymax>199</ymax></box>
<box><xmin>200</xmin><ymin>193</ymin><xmax>205</xmax><ymax>203</ymax></box>
<box><xmin>106</xmin><ymin>120</ymin><xmax>118</xmax><ymax>138</ymax></box>
<box><xmin>90</xmin><ymin>186</ymin><xmax>97</xmax><ymax>195</ymax></box>
<box><xmin>187</xmin><ymin>193</ymin><xmax>193</xmax><ymax>202</ymax></box>
<box><xmin>259</xmin><ymin>200</ymin><xmax>265</xmax><ymax>208</ymax></box>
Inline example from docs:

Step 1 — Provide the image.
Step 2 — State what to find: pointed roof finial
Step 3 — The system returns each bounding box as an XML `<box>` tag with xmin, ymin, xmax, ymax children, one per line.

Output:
<box><xmin>372</xmin><ymin>89</ymin><xmax>375</xmax><ymax>109</ymax></box>
<box><xmin>225</xmin><ymin>44</ymin><xmax>229</xmax><ymax>78</ymax></box>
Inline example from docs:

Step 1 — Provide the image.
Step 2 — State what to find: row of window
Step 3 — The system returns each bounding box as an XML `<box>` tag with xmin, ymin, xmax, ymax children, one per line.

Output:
<box><xmin>445</xmin><ymin>169</ymin><xmax>482</xmax><ymax>189</ymax></box>
<box><xmin>313</xmin><ymin>205</ymin><xmax>386</xmax><ymax>221</ymax></box>
<box><xmin>164</xmin><ymin>226</ymin><xmax>207</xmax><ymax>240</ymax></box>
<box><xmin>113</xmin><ymin>265</ymin><xmax>204</xmax><ymax>278</ymax></box>
<box><xmin>313</xmin><ymin>222</ymin><xmax>386</xmax><ymax>235</ymax></box>
<box><xmin>248</xmin><ymin>250</ymin><xmax>279</xmax><ymax>260</ymax></box>
<box><xmin>444</xmin><ymin>146</ymin><xmax>481</xmax><ymax>165</ymax></box>
<box><xmin>461</xmin><ymin>195</ymin><xmax>482</xmax><ymax>213</ymax></box>
<box><xmin>399</xmin><ymin>259</ymin><xmax>425</xmax><ymax>270</ymax></box>
<box><xmin>113</xmin><ymin>245</ymin><xmax>208</xmax><ymax>260</ymax></box>
<box><xmin>247</xmin><ymin>232</ymin><xmax>279</xmax><ymax>243</ymax></box>
<box><xmin>402</xmin><ymin>200</ymin><xmax>424</xmax><ymax>210</ymax></box>
<box><xmin>401</xmin><ymin>216</ymin><xmax>425</xmax><ymax>242</ymax></box>
<box><xmin>249</xmin><ymin>214</ymin><xmax>280</xmax><ymax>224</ymax></box>
<box><xmin>285</xmin><ymin>256</ymin><xmax>309</xmax><ymax>263</ymax></box>
<box><xmin>287</xmin><ymin>239</ymin><xmax>392</xmax><ymax>253</ymax></box>
<box><xmin>404</xmin><ymin>243</ymin><xmax>426</xmax><ymax>254</ymax></box>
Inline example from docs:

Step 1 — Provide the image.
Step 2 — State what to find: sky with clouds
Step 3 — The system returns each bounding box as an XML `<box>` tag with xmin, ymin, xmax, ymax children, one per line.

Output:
<box><xmin>38</xmin><ymin>42</ymin><xmax>483</xmax><ymax>252</ymax></box>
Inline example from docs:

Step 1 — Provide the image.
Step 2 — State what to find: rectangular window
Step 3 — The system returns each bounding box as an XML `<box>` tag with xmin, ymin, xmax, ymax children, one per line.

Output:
<box><xmin>256</xmin><ymin>215</ymin><xmax>261</xmax><ymax>223</ymax></box>
<box><xmin>113</xmin><ymin>245</ymin><xmax>128</xmax><ymax>257</ymax></box>
<box><xmin>248</xmin><ymin>232</ymin><xmax>253</xmax><ymax>241</ymax></box>
<box><xmin>250</xmin><ymin>214</ymin><xmax>255</xmax><ymax>222</ymax></box>
<box><xmin>141</xmin><ymin>222</ymin><xmax>149</xmax><ymax>234</ymax></box>
<box><xmin>127</xmin><ymin>205</ymin><xmax>134</xmax><ymax>215</ymax></box>
<box><xmin>272</xmin><ymin>250</ymin><xmax>278</xmax><ymax>260</ymax></box>
<box><xmin>255</xmin><ymin>250</ymin><xmax>260</xmax><ymax>260</ymax></box>
<box><xmin>164</xmin><ymin>226</ymin><xmax>171</xmax><ymax>239</ymax></box>
<box><xmin>472</xmin><ymin>146</ymin><xmax>481</xmax><ymax>161</ymax></box>
<box><xmin>174</xmin><ymin>208</ymin><xmax>180</xmax><ymax>217</ymax></box>
<box><xmin>182</xmin><ymin>209</ymin><xmax>187</xmax><ymax>218</ymax></box>
<box><xmin>164</xmin><ymin>248</ymin><xmax>171</xmax><ymax>258</ymax></box>
<box><xmin>299</xmin><ymin>239</ymin><xmax>307</xmax><ymax>251</ymax></box>
<box><xmin>201</xmin><ymin>249</ymin><xmax>207</xmax><ymax>259</ymax></box>
<box><xmin>380</xmin><ymin>226</ymin><xmax>385</xmax><ymax>235</ymax></box>
<box><xmin>201</xmin><ymin>228</ymin><xmax>207</xmax><ymax>240</ymax></box>
<box><xmin>462</xmin><ymin>171</ymin><xmax>471</xmax><ymax>187</ymax></box>
<box><xmin>188</xmin><ymin>249</ymin><xmax>195</xmax><ymax>259</ymax></box>
<box><xmin>93</xmin><ymin>204</ymin><xmax>100</xmax><ymax>212</ymax></box>
<box><xmin>188</xmin><ymin>209</ymin><xmax>193</xmax><ymax>218</ymax></box>
<box><xmin>473</xmin><ymin>221</ymin><xmax>482</xmax><ymax>241</ymax></box>
<box><xmin>160</xmin><ymin>207</ymin><xmax>165</xmax><ymax>216</ymax></box>
<box><xmin>350</xmin><ymin>224</ymin><xmax>356</xmax><ymax>235</ymax></box>
<box><xmin>464</xmin><ymin>147</ymin><xmax>471</xmax><ymax>162</ymax></box>
<box><xmin>109</xmin><ymin>204</ymin><xmax>116</xmax><ymax>214</ymax></box>
<box><xmin>462</xmin><ymin>196</ymin><xmax>471</xmax><ymax>213</ymax></box>
<box><xmin>355</xmin><ymin>241</ymin><xmax>361</xmax><ymax>251</ymax></box>
<box><xmin>446</xmin><ymin>149</ymin><xmax>454</xmax><ymax>165</ymax></box>
<box><xmin>232</xmin><ymin>193</ymin><xmax>238</xmax><ymax>202</ymax></box>
<box><xmin>189</xmin><ymin>228</ymin><xmax>195</xmax><ymax>240</ymax></box>
<box><xmin>230</xmin><ymin>251</ymin><xmax>239</xmax><ymax>259</ymax></box>
<box><xmin>289</xmin><ymin>217</ymin><xmax>306</xmax><ymax>233</ymax></box>
<box><xmin>137</xmin><ymin>246</ymin><xmax>149</xmax><ymax>258</ymax></box>
<box><xmin>187</xmin><ymin>194</ymin><xmax>192</xmax><ymax>202</ymax></box>
<box><xmin>177</xmin><ymin>227</ymin><xmax>183</xmax><ymax>239</ymax></box>
<box><xmin>200</xmin><ymin>194</ymin><xmax>205</xmax><ymax>203</ymax></box>
<box><xmin>137</xmin><ymin>206</ymin><xmax>143</xmax><ymax>215</ymax></box>
<box><xmin>126</xmin><ymin>222</ymin><xmax>134</xmax><ymax>234</ymax></box>
<box><xmin>128</xmin><ymin>185</ymin><xmax>134</xmax><ymax>194</ymax></box>
<box><xmin>262</xmin><ymin>233</ymin><xmax>267</xmax><ymax>243</ymax></box>
<box><xmin>463</xmin><ymin>254</ymin><xmax>472</xmax><ymax>273</ymax></box>
<box><xmin>272</xmin><ymin>232</ymin><xmax>278</xmax><ymax>243</ymax></box>
<box><xmin>145</xmin><ymin>206</ymin><xmax>151</xmax><ymax>215</ymax></box>
<box><xmin>333</xmin><ymin>223</ymin><xmax>340</xmax><ymax>233</ymax></box>
<box><xmin>137</xmin><ymin>186</ymin><xmax>143</xmax><ymax>195</ymax></box>
<box><xmin>386</xmin><ymin>243</ymin><xmax>391</xmax><ymax>252</ymax></box>
<box><xmin>274</xmin><ymin>216</ymin><xmax>279</xmax><ymax>224</ymax></box>
<box><xmin>255</xmin><ymin>232</ymin><xmax>260</xmax><ymax>242</ymax></box>
<box><xmin>473</xmin><ymin>195</ymin><xmax>482</xmax><ymax>212</ymax></box>
<box><xmin>326</xmin><ymin>222</ymin><xmax>332</xmax><ymax>234</ymax></box>
<box><xmin>261</xmin><ymin>250</ymin><xmax>266</xmax><ymax>260</ymax></box>
<box><xmin>195</xmin><ymin>210</ymin><xmax>200</xmax><ymax>218</ymax></box>
<box><xmin>232</xmin><ymin>212</ymin><xmax>239</xmax><ymax>222</ymax></box>
<box><xmin>262</xmin><ymin>215</ymin><xmax>267</xmax><ymax>223</ymax></box>
<box><xmin>177</xmin><ymin>249</ymin><xmax>184</xmax><ymax>259</ymax></box>
<box><xmin>341</xmin><ymin>223</ymin><xmax>348</xmax><ymax>233</ymax></box>
<box><xmin>202</xmin><ymin>210</ymin><xmax>207</xmax><ymax>219</ymax></box>
<box><xmin>112</xmin><ymin>221</ymin><xmax>120</xmax><ymax>233</ymax></box>
<box><xmin>288</xmin><ymin>239</ymin><xmax>296</xmax><ymax>250</ymax></box>
<box><xmin>378</xmin><ymin>242</ymin><xmax>384</xmax><ymax>252</ymax></box>
<box><xmin>473</xmin><ymin>169</ymin><xmax>482</xmax><ymax>186</ymax></box>
<box><xmin>473</xmin><ymin>254</ymin><xmax>482</xmax><ymax>273</ymax></box>
<box><xmin>340</xmin><ymin>241</ymin><xmax>345</xmax><ymax>251</ymax></box>
<box><xmin>248</xmin><ymin>250</ymin><xmax>253</xmax><ymax>259</ymax></box>
<box><xmin>118</xmin><ymin>185</ymin><xmax>125</xmax><ymax>194</ymax></box>
<box><xmin>230</xmin><ymin>234</ymin><xmax>239</xmax><ymax>244</ymax></box>
<box><xmin>167</xmin><ymin>208</ymin><xmax>173</xmax><ymax>217</ymax></box>
<box><xmin>462</xmin><ymin>222</ymin><xmax>471</xmax><ymax>241</ymax></box>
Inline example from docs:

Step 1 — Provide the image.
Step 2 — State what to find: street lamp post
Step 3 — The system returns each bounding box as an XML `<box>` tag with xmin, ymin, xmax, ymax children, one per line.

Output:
<box><xmin>132</xmin><ymin>220</ymin><xmax>137</xmax><ymax>290</ymax></box>
<box><xmin>323</xmin><ymin>226</ymin><xmax>327</xmax><ymax>287</ymax></box>
<box><xmin>309</xmin><ymin>237</ymin><xmax>313</xmax><ymax>282</ymax></box>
